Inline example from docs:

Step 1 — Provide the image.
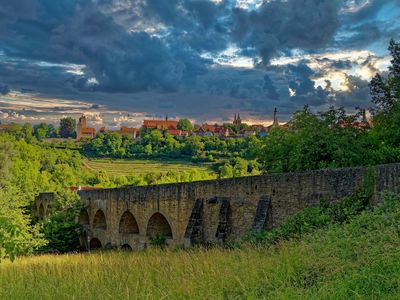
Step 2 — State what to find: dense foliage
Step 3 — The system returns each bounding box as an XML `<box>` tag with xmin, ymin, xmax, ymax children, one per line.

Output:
<box><xmin>81</xmin><ymin>131</ymin><xmax>258</xmax><ymax>162</ymax></box>
<box><xmin>0</xmin><ymin>135</ymin><xmax>47</xmax><ymax>259</ymax></box>
<box><xmin>0</xmin><ymin>134</ymin><xmax>86</xmax><ymax>256</ymax></box>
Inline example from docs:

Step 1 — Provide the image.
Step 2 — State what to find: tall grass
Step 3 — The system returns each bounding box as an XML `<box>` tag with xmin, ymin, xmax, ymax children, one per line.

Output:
<box><xmin>1</xmin><ymin>194</ymin><xmax>399</xmax><ymax>300</ymax></box>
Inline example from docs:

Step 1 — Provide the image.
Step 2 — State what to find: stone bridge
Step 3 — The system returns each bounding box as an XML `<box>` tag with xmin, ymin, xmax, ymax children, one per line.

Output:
<box><xmin>34</xmin><ymin>163</ymin><xmax>400</xmax><ymax>251</ymax></box>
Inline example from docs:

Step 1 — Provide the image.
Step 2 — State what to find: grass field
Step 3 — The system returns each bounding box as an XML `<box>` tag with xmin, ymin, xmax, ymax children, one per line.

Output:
<box><xmin>82</xmin><ymin>158</ymin><xmax>217</xmax><ymax>177</ymax></box>
<box><xmin>1</xmin><ymin>197</ymin><xmax>399</xmax><ymax>300</ymax></box>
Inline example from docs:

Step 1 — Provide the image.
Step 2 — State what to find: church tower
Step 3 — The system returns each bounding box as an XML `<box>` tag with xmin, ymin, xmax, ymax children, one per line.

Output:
<box><xmin>233</xmin><ymin>113</ymin><xmax>242</xmax><ymax>126</ymax></box>
<box><xmin>272</xmin><ymin>108</ymin><xmax>279</xmax><ymax>127</ymax></box>
<box><xmin>77</xmin><ymin>114</ymin><xmax>87</xmax><ymax>140</ymax></box>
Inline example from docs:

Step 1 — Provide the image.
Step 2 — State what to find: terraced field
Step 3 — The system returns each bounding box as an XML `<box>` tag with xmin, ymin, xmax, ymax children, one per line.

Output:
<box><xmin>82</xmin><ymin>158</ymin><xmax>217</xmax><ymax>177</ymax></box>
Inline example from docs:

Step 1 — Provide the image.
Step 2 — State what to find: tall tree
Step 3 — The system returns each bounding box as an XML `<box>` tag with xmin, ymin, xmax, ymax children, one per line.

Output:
<box><xmin>177</xmin><ymin>119</ymin><xmax>194</xmax><ymax>131</ymax></box>
<box><xmin>370</xmin><ymin>39</ymin><xmax>400</xmax><ymax>112</ymax></box>
<box><xmin>59</xmin><ymin>117</ymin><xmax>76</xmax><ymax>138</ymax></box>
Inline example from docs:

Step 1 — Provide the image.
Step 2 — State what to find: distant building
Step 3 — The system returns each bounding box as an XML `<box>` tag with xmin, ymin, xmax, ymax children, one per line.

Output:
<box><xmin>0</xmin><ymin>124</ymin><xmax>9</xmax><ymax>131</ymax></box>
<box><xmin>99</xmin><ymin>126</ymin><xmax>140</xmax><ymax>139</ymax></box>
<box><xmin>120</xmin><ymin>126</ymin><xmax>139</xmax><ymax>138</ymax></box>
<box><xmin>194</xmin><ymin>124</ymin><xmax>232</xmax><ymax>138</ymax></box>
<box><xmin>142</xmin><ymin>116</ymin><xmax>179</xmax><ymax>130</ymax></box>
<box><xmin>249</xmin><ymin>124</ymin><xmax>266</xmax><ymax>131</ymax></box>
<box><xmin>195</xmin><ymin>125</ymin><xmax>214</xmax><ymax>137</ymax></box>
<box><xmin>214</xmin><ymin>126</ymin><xmax>231</xmax><ymax>138</ymax></box>
<box><xmin>339</xmin><ymin>109</ymin><xmax>371</xmax><ymax>130</ymax></box>
<box><xmin>266</xmin><ymin>108</ymin><xmax>279</xmax><ymax>131</ymax></box>
<box><xmin>166</xmin><ymin>129</ymin><xmax>190</xmax><ymax>137</ymax></box>
<box><xmin>77</xmin><ymin>114</ymin><xmax>96</xmax><ymax>139</ymax></box>
<box><xmin>233</xmin><ymin>113</ymin><xmax>242</xmax><ymax>126</ymax></box>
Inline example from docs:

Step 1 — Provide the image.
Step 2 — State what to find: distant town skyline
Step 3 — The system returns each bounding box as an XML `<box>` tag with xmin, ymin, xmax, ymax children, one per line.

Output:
<box><xmin>1</xmin><ymin>0</ymin><xmax>399</xmax><ymax>127</ymax></box>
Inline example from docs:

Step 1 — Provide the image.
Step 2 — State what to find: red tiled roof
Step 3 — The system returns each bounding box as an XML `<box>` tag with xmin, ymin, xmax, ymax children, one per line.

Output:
<box><xmin>143</xmin><ymin>120</ymin><xmax>178</xmax><ymax>129</ymax></box>
<box><xmin>0</xmin><ymin>124</ymin><xmax>9</xmax><ymax>130</ymax></box>
<box><xmin>199</xmin><ymin>124</ymin><xmax>217</xmax><ymax>132</ymax></box>
<box><xmin>167</xmin><ymin>129</ymin><xmax>189</xmax><ymax>136</ymax></box>
<box><xmin>339</xmin><ymin>120</ymin><xmax>370</xmax><ymax>129</ymax></box>
<box><xmin>69</xmin><ymin>186</ymin><xmax>101</xmax><ymax>191</ymax></box>
<box><xmin>81</xmin><ymin>127</ymin><xmax>96</xmax><ymax>134</ymax></box>
<box><xmin>120</xmin><ymin>126</ymin><xmax>138</xmax><ymax>133</ymax></box>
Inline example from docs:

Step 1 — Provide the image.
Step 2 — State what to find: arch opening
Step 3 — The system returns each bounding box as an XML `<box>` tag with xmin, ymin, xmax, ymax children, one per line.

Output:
<box><xmin>79</xmin><ymin>210</ymin><xmax>90</xmax><ymax>226</ymax></box>
<box><xmin>89</xmin><ymin>238</ymin><xmax>102</xmax><ymax>249</ymax></box>
<box><xmin>121</xmin><ymin>244</ymin><xmax>133</xmax><ymax>251</ymax></box>
<box><xmin>119</xmin><ymin>211</ymin><xmax>139</xmax><ymax>234</ymax></box>
<box><xmin>146</xmin><ymin>213</ymin><xmax>173</xmax><ymax>239</ymax></box>
<box><xmin>93</xmin><ymin>209</ymin><xmax>107</xmax><ymax>230</ymax></box>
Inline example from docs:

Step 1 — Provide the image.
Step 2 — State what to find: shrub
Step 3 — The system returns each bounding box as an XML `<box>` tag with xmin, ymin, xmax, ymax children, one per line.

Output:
<box><xmin>149</xmin><ymin>234</ymin><xmax>167</xmax><ymax>248</ymax></box>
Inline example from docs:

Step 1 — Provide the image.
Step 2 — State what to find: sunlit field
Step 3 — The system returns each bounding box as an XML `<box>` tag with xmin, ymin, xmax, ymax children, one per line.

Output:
<box><xmin>82</xmin><ymin>158</ymin><xmax>217</xmax><ymax>177</ymax></box>
<box><xmin>2</xmin><ymin>201</ymin><xmax>400</xmax><ymax>300</ymax></box>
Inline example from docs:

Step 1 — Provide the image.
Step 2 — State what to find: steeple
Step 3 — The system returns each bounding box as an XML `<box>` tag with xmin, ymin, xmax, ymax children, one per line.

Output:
<box><xmin>233</xmin><ymin>113</ymin><xmax>242</xmax><ymax>126</ymax></box>
<box><xmin>237</xmin><ymin>113</ymin><xmax>241</xmax><ymax>125</ymax></box>
<box><xmin>361</xmin><ymin>109</ymin><xmax>368</xmax><ymax>123</ymax></box>
<box><xmin>272</xmin><ymin>108</ymin><xmax>279</xmax><ymax>127</ymax></box>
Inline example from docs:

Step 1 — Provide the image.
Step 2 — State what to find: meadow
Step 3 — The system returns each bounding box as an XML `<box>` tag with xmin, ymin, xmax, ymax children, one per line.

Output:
<box><xmin>1</xmin><ymin>196</ymin><xmax>399</xmax><ymax>300</ymax></box>
<box><xmin>82</xmin><ymin>158</ymin><xmax>217</xmax><ymax>177</ymax></box>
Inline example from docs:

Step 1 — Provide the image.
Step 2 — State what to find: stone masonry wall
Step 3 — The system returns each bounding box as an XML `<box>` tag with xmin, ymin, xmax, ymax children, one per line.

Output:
<box><xmin>35</xmin><ymin>163</ymin><xmax>400</xmax><ymax>250</ymax></box>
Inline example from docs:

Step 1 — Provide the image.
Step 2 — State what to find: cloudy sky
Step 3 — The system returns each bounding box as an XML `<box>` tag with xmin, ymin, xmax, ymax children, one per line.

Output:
<box><xmin>0</xmin><ymin>0</ymin><xmax>399</xmax><ymax>128</ymax></box>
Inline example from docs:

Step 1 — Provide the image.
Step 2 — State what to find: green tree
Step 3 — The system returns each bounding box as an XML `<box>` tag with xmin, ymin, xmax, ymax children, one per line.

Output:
<box><xmin>219</xmin><ymin>163</ymin><xmax>234</xmax><ymax>178</ymax></box>
<box><xmin>370</xmin><ymin>39</ymin><xmax>400</xmax><ymax>112</ymax></box>
<box><xmin>59</xmin><ymin>117</ymin><xmax>76</xmax><ymax>138</ymax></box>
<box><xmin>22</xmin><ymin>123</ymin><xmax>34</xmax><ymax>142</ymax></box>
<box><xmin>183</xmin><ymin>135</ymin><xmax>204</xmax><ymax>156</ymax></box>
<box><xmin>34</xmin><ymin>123</ymin><xmax>57</xmax><ymax>140</ymax></box>
<box><xmin>177</xmin><ymin>119</ymin><xmax>194</xmax><ymax>131</ymax></box>
<box><xmin>0</xmin><ymin>135</ymin><xmax>46</xmax><ymax>260</ymax></box>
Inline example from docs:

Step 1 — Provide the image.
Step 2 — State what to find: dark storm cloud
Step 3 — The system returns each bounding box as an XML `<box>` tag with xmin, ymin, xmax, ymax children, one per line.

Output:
<box><xmin>232</xmin><ymin>0</ymin><xmax>342</xmax><ymax>64</ymax></box>
<box><xmin>140</xmin><ymin>0</ymin><xmax>231</xmax><ymax>53</ymax></box>
<box><xmin>335</xmin><ymin>75</ymin><xmax>371</xmax><ymax>108</ymax></box>
<box><xmin>0</xmin><ymin>0</ymin><xmax>211</xmax><ymax>94</ymax></box>
<box><xmin>263</xmin><ymin>74</ymin><xmax>280</xmax><ymax>99</ymax></box>
<box><xmin>0</xmin><ymin>0</ymin><xmax>37</xmax><ymax>27</ymax></box>
<box><xmin>0</xmin><ymin>0</ymin><xmax>398</xmax><ymax>124</ymax></box>
<box><xmin>336</xmin><ymin>0</ymin><xmax>400</xmax><ymax>49</ymax></box>
<box><xmin>0</xmin><ymin>84</ymin><xmax>10</xmax><ymax>95</ymax></box>
<box><xmin>315</xmin><ymin>58</ymin><xmax>353</xmax><ymax>70</ymax></box>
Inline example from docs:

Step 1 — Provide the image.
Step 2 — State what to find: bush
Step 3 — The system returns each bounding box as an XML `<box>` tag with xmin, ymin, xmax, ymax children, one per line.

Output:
<box><xmin>149</xmin><ymin>234</ymin><xmax>167</xmax><ymax>248</ymax></box>
<box><xmin>39</xmin><ymin>210</ymin><xmax>82</xmax><ymax>253</ymax></box>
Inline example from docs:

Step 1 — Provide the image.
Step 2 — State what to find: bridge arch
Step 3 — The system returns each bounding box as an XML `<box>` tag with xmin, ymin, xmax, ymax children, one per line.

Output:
<box><xmin>89</xmin><ymin>238</ymin><xmax>102</xmax><ymax>249</ymax></box>
<box><xmin>119</xmin><ymin>211</ymin><xmax>139</xmax><ymax>234</ymax></box>
<box><xmin>121</xmin><ymin>244</ymin><xmax>133</xmax><ymax>251</ymax></box>
<box><xmin>146</xmin><ymin>212</ymin><xmax>173</xmax><ymax>239</ymax></box>
<box><xmin>93</xmin><ymin>209</ymin><xmax>107</xmax><ymax>230</ymax></box>
<box><xmin>79</xmin><ymin>210</ymin><xmax>90</xmax><ymax>227</ymax></box>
